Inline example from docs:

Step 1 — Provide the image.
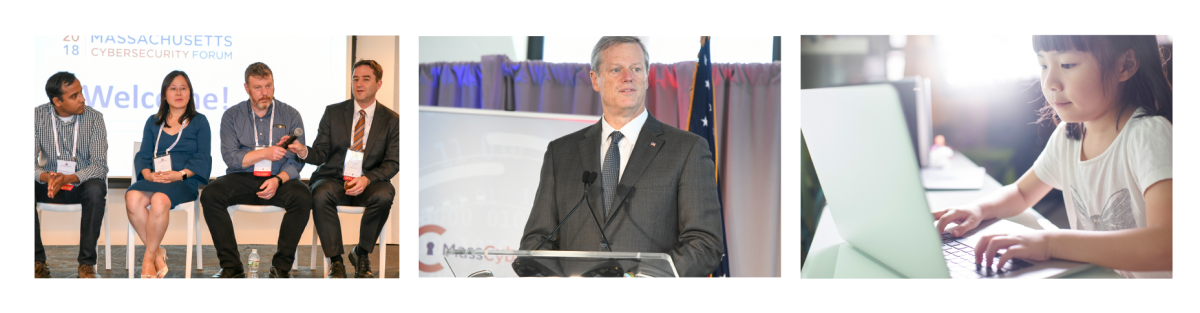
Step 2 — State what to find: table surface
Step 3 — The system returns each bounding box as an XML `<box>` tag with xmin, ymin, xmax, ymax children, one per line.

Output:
<box><xmin>802</xmin><ymin>152</ymin><xmax>1121</xmax><ymax>279</ymax></box>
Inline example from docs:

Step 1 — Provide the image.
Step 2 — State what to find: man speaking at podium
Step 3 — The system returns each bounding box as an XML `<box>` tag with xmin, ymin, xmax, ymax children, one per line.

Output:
<box><xmin>518</xmin><ymin>36</ymin><xmax>725</xmax><ymax>277</ymax></box>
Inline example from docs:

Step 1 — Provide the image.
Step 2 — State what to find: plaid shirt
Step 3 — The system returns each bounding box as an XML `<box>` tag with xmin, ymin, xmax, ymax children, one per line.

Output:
<box><xmin>34</xmin><ymin>102</ymin><xmax>109</xmax><ymax>183</ymax></box>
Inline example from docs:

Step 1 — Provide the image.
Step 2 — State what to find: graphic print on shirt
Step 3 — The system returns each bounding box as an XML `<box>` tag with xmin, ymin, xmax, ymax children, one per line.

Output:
<box><xmin>1070</xmin><ymin>186</ymin><xmax>1136</xmax><ymax>231</ymax></box>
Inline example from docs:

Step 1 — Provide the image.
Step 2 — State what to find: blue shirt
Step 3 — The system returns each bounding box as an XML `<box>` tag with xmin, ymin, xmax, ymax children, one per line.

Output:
<box><xmin>218</xmin><ymin>99</ymin><xmax>305</xmax><ymax>180</ymax></box>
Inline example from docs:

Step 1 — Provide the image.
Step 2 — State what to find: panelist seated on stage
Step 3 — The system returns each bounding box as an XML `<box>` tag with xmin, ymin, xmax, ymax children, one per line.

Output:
<box><xmin>200</xmin><ymin>62</ymin><xmax>310</xmax><ymax>278</ymax></box>
<box><xmin>284</xmin><ymin>60</ymin><xmax>399</xmax><ymax>278</ymax></box>
<box><xmin>518</xmin><ymin>36</ymin><xmax>725</xmax><ymax>277</ymax></box>
<box><xmin>125</xmin><ymin>70</ymin><xmax>212</xmax><ymax>279</ymax></box>
<box><xmin>34</xmin><ymin>72</ymin><xmax>109</xmax><ymax>279</ymax></box>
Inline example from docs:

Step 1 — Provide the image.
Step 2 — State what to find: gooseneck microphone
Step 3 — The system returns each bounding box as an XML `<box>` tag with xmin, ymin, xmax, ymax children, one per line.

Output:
<box><xmin>582</xmin><ymin>172</ymin><xmax>613</xmax><ymax>252</ymax></box>
<box><xmin>534</xmin><ymin>171</ymin><xmax>599</xmax><ymax>250</ymax></box>
<box><xmin>278</xmin><ymin>128</ymin><xmax>304</xmax><ymax>147</ymax></box>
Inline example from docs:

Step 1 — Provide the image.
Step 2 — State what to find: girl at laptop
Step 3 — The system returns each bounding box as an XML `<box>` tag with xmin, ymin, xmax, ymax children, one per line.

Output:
<box><xmin>932</xmin><ymin>35</ymin><xmax>1171</xmax><ymax>278</ymax></box>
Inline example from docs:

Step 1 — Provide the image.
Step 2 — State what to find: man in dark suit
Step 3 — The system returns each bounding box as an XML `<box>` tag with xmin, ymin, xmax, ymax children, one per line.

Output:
<box><xmin>518</xmin><ymin>36</ymin><xmax>725</xmax><ymax>277</ymax></box>
<box><xmin>285</xmin><ymin>60</ymin><xmax>398</xmax><ymax>278</ymax></box>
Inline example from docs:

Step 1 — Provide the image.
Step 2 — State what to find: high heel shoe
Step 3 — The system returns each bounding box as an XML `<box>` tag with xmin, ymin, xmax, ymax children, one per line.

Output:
<box><xmin>155</xmin><ymin>248</ymin><xmax>169</xmax><ymax>278</ymax></box>
<box><xmin>141</xmin><ymin>258</ymin><xmax>154</xmax><ymax>279</ymax></box>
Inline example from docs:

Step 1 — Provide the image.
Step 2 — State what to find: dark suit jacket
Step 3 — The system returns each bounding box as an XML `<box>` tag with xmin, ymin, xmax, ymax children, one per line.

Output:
<box><xmin>299</xmin><ymin>99</ymin><xmax>399</xmax><ymax>183</ymax></box>
<box><xmin>519</xmin><ymin>113</ymin><xmax>725</xmax><ymax>277</ymax></box>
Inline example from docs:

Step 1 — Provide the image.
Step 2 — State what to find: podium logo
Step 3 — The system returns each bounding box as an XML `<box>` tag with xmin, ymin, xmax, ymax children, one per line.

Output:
<box><xmin>418</xmin><ymin>224</ymin><xmax>447</xmax><ymax>273</ymax></box>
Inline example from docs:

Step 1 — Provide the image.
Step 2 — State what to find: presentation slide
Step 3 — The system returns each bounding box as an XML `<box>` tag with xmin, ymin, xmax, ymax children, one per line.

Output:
<box><xmin>34</xmin><ymin>35</ymin><xmax>348</xmax><ymax>179</ymax></box>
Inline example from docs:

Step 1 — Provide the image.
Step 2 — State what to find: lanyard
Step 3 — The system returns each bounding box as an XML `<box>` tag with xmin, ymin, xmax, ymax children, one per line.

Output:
<box><xmin>251</xmin><ymin>99</ymin><xmax>276</xmax><ymax>147</ymax></box>
<box><xmin>49</xmin><ymin>106</ymin><xmax>79</xmax><ymax>161</ymax></box>
<box><xmin>155</xmin><ymin>118</ymin><xmax>189</xmax><ymax>157</ymax></box>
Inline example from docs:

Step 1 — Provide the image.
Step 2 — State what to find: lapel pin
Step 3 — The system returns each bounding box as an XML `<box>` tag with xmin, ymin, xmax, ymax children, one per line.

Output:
<box><xmin>650</xmin><ymin>142</ymin><xmax>656</xmax><ymax>147</ymax></box>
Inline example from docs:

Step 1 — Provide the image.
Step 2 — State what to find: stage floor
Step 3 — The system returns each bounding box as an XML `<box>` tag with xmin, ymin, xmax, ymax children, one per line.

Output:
<box><xmin>37</xmin><ymin>244</ymin><xmax>399</xmax><ymax>278</ymax></box>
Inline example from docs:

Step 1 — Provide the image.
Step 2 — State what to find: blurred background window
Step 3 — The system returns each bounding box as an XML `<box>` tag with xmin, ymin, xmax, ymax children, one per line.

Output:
<box><xmin>935</xmin><ymin>35</ymin><xmax>1039</xmax><ymax>88</ymax></box>
<box><xmin>886</xmin><ymin>35</ymin><xmax>907</xmax><ymax>81</ymax></box>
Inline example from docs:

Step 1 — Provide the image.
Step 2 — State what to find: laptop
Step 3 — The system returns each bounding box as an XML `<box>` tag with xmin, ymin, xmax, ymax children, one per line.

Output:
<box><xmin>801</xmin><ymin>84</ymin><xmax>1092</xmax><ymax>278</ymax></box>
<box><xmin>837</xmin><ymin>77</ymin><xmax>983</xmax><ymax>190</ymax></box>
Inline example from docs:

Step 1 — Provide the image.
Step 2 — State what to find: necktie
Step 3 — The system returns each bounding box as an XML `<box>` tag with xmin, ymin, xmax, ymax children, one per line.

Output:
<box><xmin>351</xmin><ymin>109</ymin><xmax>366</xmax><ymax>151</ymax></box>
<box><xmin>602</xmin><ymin>131</ymin><xmax>624</xmax><ymax>218</ymax></box>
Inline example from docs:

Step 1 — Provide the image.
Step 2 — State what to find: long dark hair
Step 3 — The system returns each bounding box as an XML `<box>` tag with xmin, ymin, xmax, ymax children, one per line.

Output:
<box><xmin>1032</xmin><ymin>35</ymin><xmax>1172</xmax><ymax>140</ymax></box>
<box><xmin>156</xmin><ymin>70</ymin><xmax>197</xmax><ymax>128</ymax></box>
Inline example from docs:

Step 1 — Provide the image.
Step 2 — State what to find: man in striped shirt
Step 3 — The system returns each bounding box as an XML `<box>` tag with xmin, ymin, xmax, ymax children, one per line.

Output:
<box><xmin>34</xmin><ymin>72</ymin><xmax>110</xmax><ymax>278</ymax></box>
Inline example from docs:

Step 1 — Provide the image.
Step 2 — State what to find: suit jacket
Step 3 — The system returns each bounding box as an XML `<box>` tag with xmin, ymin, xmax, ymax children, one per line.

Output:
<box><xmin>300</xmin><ymin>99</ymin><xmax>399</xmax><ymax>183</ymax></box>
<box><xmin>519</xmin><ymin>113</ymin><xmax>725</xmax><ymax>277</ymax></box>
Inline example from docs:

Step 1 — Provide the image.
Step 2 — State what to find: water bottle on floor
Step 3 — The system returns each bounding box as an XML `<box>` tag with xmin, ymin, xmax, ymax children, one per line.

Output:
<box><xmin>248</xmin><ymin>249</ymin><xmax>260</xmax><ymax>279</ymax></box>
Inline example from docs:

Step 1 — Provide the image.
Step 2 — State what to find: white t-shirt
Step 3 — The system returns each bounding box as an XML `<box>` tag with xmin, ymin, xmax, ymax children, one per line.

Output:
<box><xmin>1031</xmin><ymin>108</ymin><xmax>1172</xmax><ymax>278</ymax></box>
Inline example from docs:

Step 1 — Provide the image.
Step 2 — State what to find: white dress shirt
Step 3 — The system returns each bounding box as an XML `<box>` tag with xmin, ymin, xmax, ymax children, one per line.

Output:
<box><xmin>599</xmin><ymin>109</ymin><xmax>648</xmax><ymax>182</ymax></box>
<box><xmin>304</xmin><ymin>99</ymin><xmax>374</xmax><ymax>159</ymax></box>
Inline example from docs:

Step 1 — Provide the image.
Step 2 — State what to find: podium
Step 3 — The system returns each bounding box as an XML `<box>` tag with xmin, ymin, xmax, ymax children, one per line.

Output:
<box><xmin>443</xmin><ymin>248</ymin><xmax>679</xmax><ymax>277</ymax></box>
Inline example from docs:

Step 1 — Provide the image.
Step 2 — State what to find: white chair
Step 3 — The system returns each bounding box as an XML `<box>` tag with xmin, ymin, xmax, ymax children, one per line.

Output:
<box><xmin>315</xmin><ymin>205</ymin><xmax>389</xmax><ymax>279</ymax></box>
<box><xmin>225</xmin><ymin>204</ymin><xmax>301</xmax><ymax>271</ymax></box>
<box><xmin>195</xmin><ymin>189</ymin><xmax>309</xmax><ymax>273</ymax></box>
<box><xmin>35</xmin><ymin>203</ymin><xmax>110</xmax><ymax>270</ymax></box>
<box><xmin>126</xmin><ymin>141</ymin><xmax>198</xmax><ymax>278</ymax></box>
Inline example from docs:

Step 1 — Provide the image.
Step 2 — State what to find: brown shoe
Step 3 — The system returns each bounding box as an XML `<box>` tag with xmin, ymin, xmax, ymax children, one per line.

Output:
<box><xmin>77</xmin><ymin>264</ymin><xmax>97</xmax><ymax>278</ymax></box>
<box><xmin>35</xmin><ymin>261</ymin><xmax>51</xmax><ymax>278</ymax></box>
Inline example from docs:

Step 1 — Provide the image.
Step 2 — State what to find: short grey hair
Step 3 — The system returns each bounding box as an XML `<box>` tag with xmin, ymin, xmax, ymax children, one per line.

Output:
<box><xmin>590</xmin><ymin>36</ymin><xmax>649</xmax><ymax>72</ymax></box>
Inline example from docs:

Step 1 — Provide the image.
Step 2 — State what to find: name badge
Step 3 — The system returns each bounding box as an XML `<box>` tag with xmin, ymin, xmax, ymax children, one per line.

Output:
<box><xmin>343</xmin><ymin>149</ymin><xmax>364</xmax><ymax>180</ymax></box>
<box><xmin>253</xmin><ymin>146</ymin><xmax>272</xmax><ymax>177</ymax></box>
<box><xmin>56</xmin><ymin>159</ymin><xmax>76</xmax><ymax>191</ymax></box>
<box><xmin>153</xmin><ymin>154</ymin><xmax>173</xmax><ymax>173</ymax></box>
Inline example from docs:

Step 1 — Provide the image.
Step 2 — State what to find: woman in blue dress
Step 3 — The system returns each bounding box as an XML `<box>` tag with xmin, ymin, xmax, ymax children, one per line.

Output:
<box><xmin>125</xmin><ymin>70</ymin><xmax>211</xmax><ymax>278</ymax></box>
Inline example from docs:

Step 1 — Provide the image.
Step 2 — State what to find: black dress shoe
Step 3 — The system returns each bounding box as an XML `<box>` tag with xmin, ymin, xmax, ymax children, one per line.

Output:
<box><xmin>327</xmin><ymin>258</ymin><xmax>347</xmax><ymax>278</ymax></box>
<box><xmin>212</xmin><ymin>267</ymin><xmax>246</xmax><ymax>278</ymax></box>
<box><xmin>35</xmin><ymin>261</ymin><xmax>51</xmax><ymax>278</ymax></box>
<box><xmin>348</xmin><ymin>246</ymin><xmax>373</xmax><ymax>278</ymax></box>
<box><xmin>269</xmin><ymin>266</ymin><xmax>291</xmax><ymax>278</ymax></box>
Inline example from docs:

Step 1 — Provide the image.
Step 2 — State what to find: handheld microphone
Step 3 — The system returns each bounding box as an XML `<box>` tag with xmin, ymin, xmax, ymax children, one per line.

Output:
<box><xmin>533</xmin><ymin>171</ymin><xmax>598</xmax><ymax>250</ymax></box>
<box><xmin>278</xmin><ymin>128</ymin><xmax>303</xmax><ymax>147</ymax></box>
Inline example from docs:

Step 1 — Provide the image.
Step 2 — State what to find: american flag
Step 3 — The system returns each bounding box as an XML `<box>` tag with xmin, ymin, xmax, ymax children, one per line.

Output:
<box><xmin>686</xmin><ymin>36</ymin><xmax>729</xmax><ymax>277</ymax></box>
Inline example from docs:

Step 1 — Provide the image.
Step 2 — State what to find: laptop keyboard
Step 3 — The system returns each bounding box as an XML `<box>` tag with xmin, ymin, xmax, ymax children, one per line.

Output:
<box><xmin>942</xmin><ymin>233</ymin><xmax>1034</xmax><ymax>278</ymax></box>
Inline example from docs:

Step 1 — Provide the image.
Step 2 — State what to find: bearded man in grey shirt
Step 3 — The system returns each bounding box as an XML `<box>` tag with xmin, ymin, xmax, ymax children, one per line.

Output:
<box><xmin>200</xmin><ymin>62</ymin><xmax>310</xmax><ymax>278</ymax></box>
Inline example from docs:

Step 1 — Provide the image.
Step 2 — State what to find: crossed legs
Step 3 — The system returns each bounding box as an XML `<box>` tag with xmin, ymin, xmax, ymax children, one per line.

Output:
<box><xmin>125</xmin><ymin>191</ymin><xmax>171</xmax><ymax>278</ymax></box>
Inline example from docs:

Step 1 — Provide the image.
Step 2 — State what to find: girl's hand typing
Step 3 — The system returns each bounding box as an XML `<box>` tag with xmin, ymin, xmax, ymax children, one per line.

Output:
<box><xmin>933</xmin><ymin>205</ymin><xmax>985</xmax><ymax>237</ymax></box>
<box><xmin>975</xmin><ymin>231</ymin><xmax>1054</xmax><ymax>271</ymax></box>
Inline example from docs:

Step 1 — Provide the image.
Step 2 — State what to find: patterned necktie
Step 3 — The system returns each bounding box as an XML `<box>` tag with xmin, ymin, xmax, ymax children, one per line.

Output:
<box><xmin>351</xmin><ymin>109</ymin><xmax>366</xmax><ymax>151</ymax></box>
<box><xmin>602</xmin><ymin>131</ymin><xmax>624</xmax><ymax>218</ymax></box>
